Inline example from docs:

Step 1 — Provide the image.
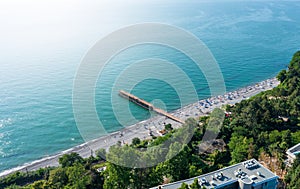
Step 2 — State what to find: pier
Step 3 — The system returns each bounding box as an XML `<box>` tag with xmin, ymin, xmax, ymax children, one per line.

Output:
<box><xmin>119</xmin><ymin>90</ymin><xmax>184</xmax><ymax>124</ymax></box>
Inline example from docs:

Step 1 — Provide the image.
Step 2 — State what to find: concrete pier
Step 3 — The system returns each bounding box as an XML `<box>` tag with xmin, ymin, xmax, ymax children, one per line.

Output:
<box><xmin>119</xmin><ymin>90</ymin><xmax>184</xmax><ymax>124</ymax></box>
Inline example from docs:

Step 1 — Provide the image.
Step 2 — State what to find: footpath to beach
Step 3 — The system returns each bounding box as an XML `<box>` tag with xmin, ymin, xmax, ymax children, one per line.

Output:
<box><xmin>0</xmin><ymin>78</ymin><xmax>280</xmax><ymax>178</ymax></box>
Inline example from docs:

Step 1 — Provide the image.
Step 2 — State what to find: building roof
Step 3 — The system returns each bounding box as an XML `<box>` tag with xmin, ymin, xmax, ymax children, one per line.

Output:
<box><xmin>287</xmin><ymin>143</ymin><xmax>300</xmax><ymax>158</ymax></box>
<box><xmin>150</xmin><ymin>159</ymin><xmax>278</xmax><ymax>189</ymax></box>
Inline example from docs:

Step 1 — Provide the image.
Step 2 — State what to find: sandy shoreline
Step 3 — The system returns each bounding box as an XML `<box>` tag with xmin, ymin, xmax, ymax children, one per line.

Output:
<box><xmin>0</xmin><ymin>78</ymin><xmax>279</xmax><ymax>178</ymax></box>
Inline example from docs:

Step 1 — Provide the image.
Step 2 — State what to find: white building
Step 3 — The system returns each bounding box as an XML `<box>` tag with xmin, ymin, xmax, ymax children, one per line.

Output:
<box><xmin>151</xmin><ymin>159</ymin><xmax>278</xmax><ymax>189</ymax></box>
<box><xmin>286</xmin><ymin>143</ymin><xmax>300</xmax><ymax>166</ymax></box>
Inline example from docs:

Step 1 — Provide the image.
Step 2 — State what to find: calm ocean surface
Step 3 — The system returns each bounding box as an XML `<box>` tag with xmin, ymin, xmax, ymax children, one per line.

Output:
<box><xmin>1</xmin><ymin>1</ymin><xmax>300</xmax><ymax>172</ymax></box>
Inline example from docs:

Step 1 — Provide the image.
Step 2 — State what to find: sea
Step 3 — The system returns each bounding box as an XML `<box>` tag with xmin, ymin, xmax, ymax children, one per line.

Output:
<box><xmin>1</xmin><ymin>1</ymin><xmax>300</xmax><ymax>172</ymax></box>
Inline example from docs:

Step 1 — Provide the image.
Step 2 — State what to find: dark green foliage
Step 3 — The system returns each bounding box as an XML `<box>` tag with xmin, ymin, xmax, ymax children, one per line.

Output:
<box><xmin>0</xmin><ymin>168</ymin><xmax>51</xmax><ymax>189</ymax></box>
<box><xmin>164</xmin><ymin>123</ymin><xmax>173</xmax><ymax>131</ymax></box>
<box><xmin>4</xmin><ymin>184</ymin><xmax>23</xmax><ymax>189</ymax></box>
<box><xmin>226</xmin><ymin>51</ymin><xmax>300</xmax><ymax>165</ymax></box>
<box><xmin>277</xmin><ymin>69</ymin><xmax>287</xmax><ymax>83</ymax></box>
<box><xmin>228</xmin><ymin>134</ymin><xmax>254</xmax><ymax>164</ymax></box>
<box><xmin>103</xmin><ymin>161</ymin><xmax>163</xmax><ymax>189</ymax></box>
<box><xmin>165</xmin><ymin>145</ymin><xmax>190</xmax><ymax>182</ymax></box>
<box><xmin>58</xmin><ymin>152</ymin><xmax>84</xmax><ymax>168</ymax></box>
<box><xmin>132</xmin><ymin>137</ymin><xmax>141</xmax><ymax>146</ymax></box>
<box><xmin>33</xmin><ymin>153</ymin><xmax>101</xmax><ymax>189</ymax></box>
<box><xmin>190</xmin><ymin>178</ymin><xmax>201</xmax><ymax>189</ymax></box>
<box><xmin>103</xmin><ymin>162</ymin><xmax>131</xmax><ymax>189</ymax></box>
<box><xmin>285</xmin><ymin>155</ymin><xmax>300</xmax><ymax>189</ymax></box>
<box><xmin>96</xmin><ymin>148</ymin><xmax>107</xmax><ymax>160</ymax></box>
<box><xmin>65</xmin><ymin>164</ymin><xmax>92</xmax><ymax>188</ymax></box>
<box><xmin>130</xmin><ymin>166</ymin><xmax>163</xmax><ymax>189</ymax></box>
<box><xmin>178</xmin><ymin>182</ymin><xmax>189</xmax><ymax>189</ymax></box>
<box><xmin>291</xmin><ymin>130</ymin><xmax>300</xmax><ymax>145</ymax></box>
<box><xmin>48</xmin><ymin>167</ymin><xmax>68</xmax><ymax>188</ymax></box>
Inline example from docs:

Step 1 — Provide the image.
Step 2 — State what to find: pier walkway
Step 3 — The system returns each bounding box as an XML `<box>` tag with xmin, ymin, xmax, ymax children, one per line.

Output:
<box><xmin>119</xmin><ymin>90</ymin><xmax>184</xmax><ymax>124</ymax></box>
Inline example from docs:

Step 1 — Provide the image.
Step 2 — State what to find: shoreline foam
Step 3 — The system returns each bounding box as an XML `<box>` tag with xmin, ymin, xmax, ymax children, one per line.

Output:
<box><xmin>0</xmin><ymin>77</ymin><xmax>279</xmax><ymax>178</ymax></box>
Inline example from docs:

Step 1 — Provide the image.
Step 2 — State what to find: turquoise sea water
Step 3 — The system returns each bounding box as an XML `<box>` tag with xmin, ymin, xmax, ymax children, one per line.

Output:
<box><xmin>1</xmin><ymin>1</ymin><xmax>300</xmax><ymax>172</ymax></box>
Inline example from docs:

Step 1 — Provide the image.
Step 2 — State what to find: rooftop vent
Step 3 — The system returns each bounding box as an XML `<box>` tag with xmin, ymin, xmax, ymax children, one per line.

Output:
<box><xmin>215</xmin><ymin>172</ymin><xmax>223</xmax><ymax>180</ymax></box>
<box><xmin>257</xmin><ymin>171</ymin><xmax>262</xmax><ymax>176</ymax></box>
<box><xmin>234</xmin><ymin>168</ymin><xmax>246</xmax><ymax>178</ymax></box>
<box><xmin>198</xmin><ymin>177</ymin><xmax>207</xmax><ymax>185</ymax></box>
<box><xmin>249</xmin><ymin>175</ymin><xmax>258</xmax><ymax>180</ymax></box>
<box><xmin>243</xmin><ymin>160</ymin><xmax>258</xmax><ymax>169</ymax></box>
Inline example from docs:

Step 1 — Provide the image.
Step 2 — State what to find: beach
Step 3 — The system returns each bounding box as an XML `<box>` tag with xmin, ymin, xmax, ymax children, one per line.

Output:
<box><xmin>0</xmin><ymin>77</ymin><xmax>279</xmax><ymax>178</ymax></box>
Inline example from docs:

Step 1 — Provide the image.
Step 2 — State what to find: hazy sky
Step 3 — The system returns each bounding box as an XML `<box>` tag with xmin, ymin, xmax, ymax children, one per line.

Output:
<box><xmin>1</xmin><ymin>0</ymin><xmax>299</xmax><ymax>67</ymax></box>
<box><xmin>0</xmin><ymin>0</ymin><xmax>213</xmax><ymax>47</ymax></box>
<box><xmin>0</xmin><ymin>1</ymin><xmax>133</xmax><ymax>49</ymax></box>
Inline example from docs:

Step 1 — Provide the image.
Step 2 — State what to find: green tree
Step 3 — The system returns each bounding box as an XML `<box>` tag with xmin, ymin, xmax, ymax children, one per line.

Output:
<box><xmin>285</xmin><ymin>155</ymin><xmax>300</xmax><ymax>188</ymax></box>
<box><xmin>4</xmin><ymin>185</ymin><xmax>23</xmax><ymax>189</ymax></box>
<box><xmin>58</xmin><ymin>153</ymin><xmax>84</xmax><ymax>168</ymax></box>
<box><xmin>277</xmin><ymin>69</ymin><xmax>287</xmax><ymax>83</ymax></box>
<box><xmin>165</xmin><ymin>145</ymin><xmax>190</xmax><ymax>182</ymax></box>
<box><xmin>178</xmin><ymin>182</ymin><xmax>189</xmax><ymax>189</ymax></box>
<box><xmin>228</xmin><ymin>134</ymin><xmax>254</xmax><ymax>164</ymax></box>
<box><xmin>96</xmin><ymin>148</ymin><xmax>107</xmax><ymax>160</ymax></box>
<box><xmin>190</xmin><ymin>178</ymin><xmax>201</xmax><ymax>189</ymax></box>
<box><xmin>292</xmin><ymin>130</ymin><xmax>300</xmax><ymax>145</ymax></box>
<box><xmin>164</xmin><ymin>123</ymin><xmax>173</xmax><ymax>131</ymax></box>
<box><xmin>189</xmin><ymin>165</ymin><xmax>202</xmax><ymax>178</ymax></box>
<box><xmin>48</xmin><ymin>167</ymin><xmax>68</xmax><ymax>188</ymax></box>
<box><xmin>103</xmin><ymin>163</ymin><xmax>131</xmax><ymax>189</ymax></box>
<box><xmin>130</xmin><ymin>166</ymin><xmax>163</xmax><ymax>189</ymax></box>
<box><xmin>66</xmin><ymin>164</ymin><xmax>91</xmax><ymax>189</ymax></box>
<box><xmin>132</xmin><ymin>137</ymin><xmax>141</xmax><ymax>146</ymax></box>
<box><xmin>28</xmin><ymin>180</ymin><xmax>50</xmax><ymax>189</ymax></box>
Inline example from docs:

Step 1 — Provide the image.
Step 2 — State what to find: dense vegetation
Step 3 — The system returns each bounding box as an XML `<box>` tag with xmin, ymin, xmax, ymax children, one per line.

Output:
<box><xmin>225</xmin><ymin>51</ymin><xmax>300</xmax><ymax>165</ymax></box>
<box><xmin>1</xmin><ymin>51</ymin><xmax>300</xmax><ymax>188</ymax></box>
<box><xmin>285</xmin><ymin>154</ymin><xmax>300</xmax><ymax>189</ymax></box>
<box><xmin>0</xmin><ymin>168</ymin><xmax>52</xmax><ymax>189</ymax></box>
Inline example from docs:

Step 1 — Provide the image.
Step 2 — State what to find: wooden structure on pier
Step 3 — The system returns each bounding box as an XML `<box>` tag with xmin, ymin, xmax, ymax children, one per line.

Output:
<box><xmin>119</xmin><ymin>90</ymin><xmax>184</xmax><ymax>124</ymax></box>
